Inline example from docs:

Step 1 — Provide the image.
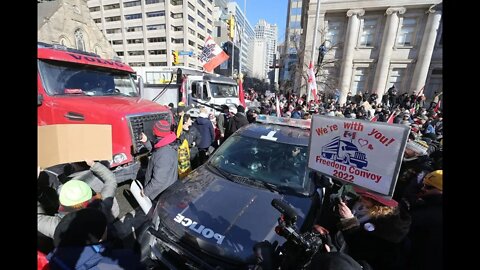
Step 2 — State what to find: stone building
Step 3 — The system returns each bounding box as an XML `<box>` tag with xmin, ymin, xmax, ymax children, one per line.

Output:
<box><xmin>38</xmin><ymin>0</ymin><xmax>116</xmax><ymax>59</ymax></box>
<box><xmin>298</xmin><ymin>0</ymin><xmax>442</xmax><ymax>104</ymax></box>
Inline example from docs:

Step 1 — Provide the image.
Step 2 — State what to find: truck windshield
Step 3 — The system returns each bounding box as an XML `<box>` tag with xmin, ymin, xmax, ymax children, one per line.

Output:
<box><xmin>209</xmin><ymin>83</ymin><xmax>237</xmax><ymax>98</ymax></box>
<box><xmin>38</xmin><ymin>60</ymin><xmax>139</xmax><ymax>97</ymax></box>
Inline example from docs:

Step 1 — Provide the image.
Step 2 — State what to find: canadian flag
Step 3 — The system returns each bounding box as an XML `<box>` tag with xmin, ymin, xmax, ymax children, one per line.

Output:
<box><xmin>198</xmin><ymin>36</ymin><xmax>229</xmax><ymax>72</ymax></box>
<box><xmin>276</xmin><ymin>95</ymin><xmax>282</xmax><ymax>117</ymax></box>
<box><xmin>307</xmin><ymin>61</ymin><xmax>318</xmax><ymax>102</ymax></box>
<box><xmin>180</xmin><ymin>76</ymin><xmax>187</xmax><ymax>104</ymax></box>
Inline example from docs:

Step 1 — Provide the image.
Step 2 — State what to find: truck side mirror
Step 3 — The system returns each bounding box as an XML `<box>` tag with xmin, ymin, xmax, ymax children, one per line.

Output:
<box><xmin>137</xmin><ymin>75</ymin><xmax>144</xmax><ymax>97</ymax></box>
<box><xmin>38</xmin><ymin>94</ymin><xmax>43</xmax><ymax>106</ymax></box>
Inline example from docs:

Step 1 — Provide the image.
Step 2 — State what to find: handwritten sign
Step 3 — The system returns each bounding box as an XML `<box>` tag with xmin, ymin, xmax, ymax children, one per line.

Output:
<box><xmin>307</xmin><ymin>115</ymin><xmax>410</xmax><ymax>197</ymax></box>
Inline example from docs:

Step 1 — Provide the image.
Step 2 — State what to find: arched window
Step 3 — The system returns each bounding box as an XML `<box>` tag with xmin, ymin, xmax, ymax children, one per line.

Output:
<box><xmin>75</xmin><ymin>29</ymin><xmax>85</xmax><ymax>51</ymax></box>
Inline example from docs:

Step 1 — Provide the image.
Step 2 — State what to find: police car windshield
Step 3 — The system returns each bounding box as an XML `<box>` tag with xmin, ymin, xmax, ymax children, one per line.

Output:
<box><xmin>209</xmin><ymin>135</ymin><xmax>310</xmax><ymax>193</ymax></box>
<box><xmin>38</xmin><ymin>60</ymin><xmax>139</xmax><ymax>97</ymax></box>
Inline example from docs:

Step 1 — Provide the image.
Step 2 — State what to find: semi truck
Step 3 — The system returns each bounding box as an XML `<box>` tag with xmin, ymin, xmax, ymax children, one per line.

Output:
<box><xmin>321</xmin><ymin>136</ymin><xmax>368</xmax><ymax>169</ymax></box>
<box><xmin>37</xmin><ymin>42</ymin><xmax>172</xmax><ymax>183</ymax></box>
<box><xmin>134</xmin><ymin>66</ymin><xmax>240</xmax><ymax>117</ymax></box>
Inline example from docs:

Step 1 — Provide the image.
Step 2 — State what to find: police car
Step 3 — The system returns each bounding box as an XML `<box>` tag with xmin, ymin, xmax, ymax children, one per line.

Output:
<box><xmin>139</xmin><ymin>115</ymin><xmax>327</xmax><ymax>269</ymax></box>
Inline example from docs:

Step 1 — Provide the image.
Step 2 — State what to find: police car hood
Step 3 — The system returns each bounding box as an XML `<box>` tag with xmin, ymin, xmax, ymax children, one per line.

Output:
<box><xmin>154</xmin><ymin>166</ymin><xmax>315</xmax><ymax>265</ymax></box>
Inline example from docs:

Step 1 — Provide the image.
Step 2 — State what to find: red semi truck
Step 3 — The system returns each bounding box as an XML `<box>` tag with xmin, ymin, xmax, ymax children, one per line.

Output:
<box><xmin>37</xmin><ymin>42</ymin><xmax>172</xmax><ymax>183</ymax></box>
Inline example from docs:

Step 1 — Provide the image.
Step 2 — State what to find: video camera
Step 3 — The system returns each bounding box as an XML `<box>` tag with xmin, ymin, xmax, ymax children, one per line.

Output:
<box><xmin>271</xmin><ymin>199</ymin><xmax>325</xmax><ymax>269</ymax></box>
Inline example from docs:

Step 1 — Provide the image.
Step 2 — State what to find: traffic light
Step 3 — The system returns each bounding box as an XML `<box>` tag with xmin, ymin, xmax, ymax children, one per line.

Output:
<box><xmin>172</xmin><ymin>50</ymin><xmax>179</xmax><ymax>65</ymax></box>
<box><xmin>227</xmin><ymin>15</ymin><xmax>235</xmax><ymax>40</ymax></box>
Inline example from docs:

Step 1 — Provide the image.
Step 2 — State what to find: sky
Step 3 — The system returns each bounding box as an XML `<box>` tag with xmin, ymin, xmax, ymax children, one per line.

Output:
<box><xmin>233</xmin><ymin>0</ymin><xmax>289</xmax><ymax>43</ymax></box>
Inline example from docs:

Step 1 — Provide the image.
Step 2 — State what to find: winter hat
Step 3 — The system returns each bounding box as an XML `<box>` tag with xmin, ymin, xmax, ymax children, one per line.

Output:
<box><xmin>177</xmin><ymin>101</ymin><xmax>186</xmax><ymax>113</ymax></box>
<box><xmin>153</xmin><ymin>119</ymin><xmax>172</xmax><ymax>138</ymax></box>
<box><xmin>423</xmin><ymin>170</ymin><xmax>442</xmax><ymax>191</ymax></box>
<box><xmin>59</xmin><ymin>180</ymin><xmax>92</xmax><ymax>207</ymax></box>
<box><xmin>237</xmin><ymin>105</ymin><xmax>245</xmax><ymax>113</ymax></box>
<box><xmin>53</xmin><ymin>208</ymin><xmax>107</xmax><ymax>247</ymax></box>
<box><xmin>353</xmin><ymin>186</ymin><xmax>398</xmax><ymax>207</ymax></box>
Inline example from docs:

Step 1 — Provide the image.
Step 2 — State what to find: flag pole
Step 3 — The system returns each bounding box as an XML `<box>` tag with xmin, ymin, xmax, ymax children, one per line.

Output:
<box><xmin>308</xmin><ymin>0</ymin><xmax>321</xmax><ymax>102</ymax></box>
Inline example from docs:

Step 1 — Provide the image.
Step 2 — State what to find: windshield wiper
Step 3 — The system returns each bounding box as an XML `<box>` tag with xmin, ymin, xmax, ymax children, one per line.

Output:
<box><xmin>207</xmin><ymin>164</ymin><xmax>282</xmax><ymax>192</ymax></box>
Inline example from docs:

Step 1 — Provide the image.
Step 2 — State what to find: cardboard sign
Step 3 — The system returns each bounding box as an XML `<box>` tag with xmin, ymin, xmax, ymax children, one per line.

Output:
<box><xmin>38</xmin><ymin>124</ymin><xmax>112</xmax><ymax>168</ymax></box>
<box><xmin>307</xmin><ymin>115</ymin><xmax>410</xmax><ymax>197</ymax></box>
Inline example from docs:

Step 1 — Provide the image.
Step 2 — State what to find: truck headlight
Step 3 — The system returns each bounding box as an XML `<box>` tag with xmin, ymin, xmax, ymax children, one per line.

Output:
<box><xmin>110</xmin><ymin>153</ymin><xmax>127</xmax><ymax>166</ymax></box>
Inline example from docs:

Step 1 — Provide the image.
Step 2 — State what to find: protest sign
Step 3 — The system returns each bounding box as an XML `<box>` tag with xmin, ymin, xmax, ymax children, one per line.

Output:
<box><xmin>308</xmin><ymin>115</ymin><xmax>410</xmax><ymax>197</ymax></box>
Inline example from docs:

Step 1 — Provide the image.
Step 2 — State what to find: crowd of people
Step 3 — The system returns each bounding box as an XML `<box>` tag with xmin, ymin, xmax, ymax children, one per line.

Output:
<box><xmin>37</xmin><ymin>85</ymin><xmax>443</xmax><ymax>269</ymax></box>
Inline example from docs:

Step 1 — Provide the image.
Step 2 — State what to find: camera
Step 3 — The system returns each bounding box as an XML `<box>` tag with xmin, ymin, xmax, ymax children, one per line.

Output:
<box><xmin>271</xmin><ymin>199</ymin><xmax>325</xmax><ymax>269</ymax></box>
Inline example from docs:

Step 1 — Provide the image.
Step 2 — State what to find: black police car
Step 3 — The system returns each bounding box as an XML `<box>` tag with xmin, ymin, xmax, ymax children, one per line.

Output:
<box><xmin>139</xmin><ymin>115</ymin><xmax>326</xmax><ymax>269</ymax></box>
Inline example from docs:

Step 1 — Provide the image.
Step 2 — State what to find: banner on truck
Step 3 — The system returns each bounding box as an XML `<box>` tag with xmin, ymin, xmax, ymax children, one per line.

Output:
<box><xmin>307</xmin><ymin>115</ymin><xmax>410</xmax><ymax>197</ymax></box>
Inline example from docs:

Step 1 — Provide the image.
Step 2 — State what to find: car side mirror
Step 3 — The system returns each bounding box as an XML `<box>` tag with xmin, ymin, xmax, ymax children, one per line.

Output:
<box><xmin>38</xmin><ymin>94</ymin><xmax>43</xmax><ymax>106</ymax></box>
<box><xmin>137</xmin><ymin>75</ymin><xmax>144</xmax><ymax>97</ymax></box>
<box><xmin>313</xmin><ymin>172</ymin><xmax>333</xmax><ymax>188</ymax></box>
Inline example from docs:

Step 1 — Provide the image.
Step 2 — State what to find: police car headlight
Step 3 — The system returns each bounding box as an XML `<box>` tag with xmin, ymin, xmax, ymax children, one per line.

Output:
<box><xmin>110</xmin><ymin>153</ymin><xmax>127</xmax><ymax>166</ymax></box>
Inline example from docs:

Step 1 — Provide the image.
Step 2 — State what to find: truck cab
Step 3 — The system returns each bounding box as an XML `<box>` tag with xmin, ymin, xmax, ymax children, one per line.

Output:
<box><xmin>37</xmin><ymin>43</ymin><xmax>172</xmax><ymax>183</ymax></box>
<box><xmin>136</xmin><ymin>67</ymin><xmax>239</xmax><ymax>116</ymax></box>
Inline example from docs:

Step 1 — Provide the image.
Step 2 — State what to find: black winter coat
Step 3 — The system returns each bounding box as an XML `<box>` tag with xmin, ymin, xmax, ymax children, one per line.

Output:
<box><xmin>339</xmin><ymin>205</ymin><xmax>411</xmax><ymax>270</ymax></box>
<box><xmin>193</xmin><ymin>117</ymin><xmax>214</xmax><ymax>149</ymax></box>
<box><xmin>226</xmin><ymin>112</ymin><xmax>249</xmax><ymax>137</ymax></box>
<box><xmin>407</xmin><ymin>194</ymin><xmax>443</xmax><ymax>270</ymax></box>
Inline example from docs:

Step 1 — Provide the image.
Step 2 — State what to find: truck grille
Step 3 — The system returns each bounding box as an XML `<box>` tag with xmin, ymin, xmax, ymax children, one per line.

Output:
<box><xmin>127</xmin><ymin>112</ymin><xmax>171</xmax><ymax>154</ymax></box>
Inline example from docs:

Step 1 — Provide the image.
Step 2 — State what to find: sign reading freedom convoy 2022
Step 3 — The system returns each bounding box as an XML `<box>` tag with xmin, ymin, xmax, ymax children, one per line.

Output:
<box><xmin>308</xmin><ymin>115</ymin><xmax>410</xmax><ymax>197</ymax></box>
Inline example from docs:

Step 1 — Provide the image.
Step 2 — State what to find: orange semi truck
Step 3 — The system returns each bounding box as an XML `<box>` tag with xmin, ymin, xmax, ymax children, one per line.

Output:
<box><xmin>37</xmin><ymin>42</ymin><xmax>172</xmax><ymax>183</ymax></box>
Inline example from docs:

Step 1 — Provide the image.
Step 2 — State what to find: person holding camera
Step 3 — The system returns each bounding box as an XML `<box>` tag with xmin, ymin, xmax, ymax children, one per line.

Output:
<box><xmin>336</xmin><ymin>186</ymin><xmax>411</xmax><ymax>270</ymax></box>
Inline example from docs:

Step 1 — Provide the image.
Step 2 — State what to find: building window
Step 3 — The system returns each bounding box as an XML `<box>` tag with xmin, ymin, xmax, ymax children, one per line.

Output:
<box><xmin>207</xmin><ymin>19</ymin><xmax>212</xmax><ymax>25</ymax></box>
<box><xmin>352</xmin><ymin>68</ymin><xmax>368</xmax><ymax>94</ymax></box>
<box><xmin>147</xmin><ymin>24</ymin><xmax>166</xmax><ymax>31</ymax></box>
<box><xmin>89</xmin><ymin>6</ymin><xmax>100</xmax><ymax>12</ymax></box>
<box><xmin>397</xmin><ymin>17</ymin><xmax>418</xmax><ymax>46</ymax></box>
<box><xmin>289</xmin><ymin>21</ymin><xmax>300</xmax><ymax>28</ymax></box>
<box><xmin>117</xmin><ymin>51</ymin><xmax>124</xmax><ymax>56</ymax></box>
<box><xmin>74</xmin><ymin>29</ymin><xmax>85</xmax><ymax>51</ymax></box>
<box><xmin>359</xmin><ymin>18</ymin><xmax>377</xmax><ymax>47</ymax></box>
<box><xmin>188</xmin><ymin>15</ymin><xmax>195</xmax><ymax>23</ymax></box>
<box><xmin>197</xmin><ymin>22</ymin><xmax>205</xmax><ymax>30</ymax></box>
<box><xmin>148</xmin><ymin>37</ymin><xmax>166</xmax><ymax>42</ymax></box>
<box><xmin>172</xmin><ymin>38</ymin><xmax>184</xmax><ymax>43</ymax></box>
<box><xmin>147</xmin><ymin>11</ymin><xmax>165</xmax><ymax>17</ymax></box>
<box><xmin>112</xmin><ymin>40</ymin><xmax>123</xmax><ymax>45</ymax></box>
<box><xmin>188</xmin><ymin>27</ymin><xmax>195</xmax><ymax>35</ymax></box>
<box><xmin>197</xmin><ymin>33</ymin><xmax>205</xmax><ymax>40</ymax></box>
<box><xmin>150</xmin><ymin>62</ymin><xmax>167</xmax><ymax>66</ymax></box>
<box><xmin>93</xmin><ymin>18</ymin><xmax>101</xmax><ymax>23</ymax></box>
<box><xmin>207</xmin><ymin>29</ymin><xmax>212</xmax><ymax>35</ymax></box>
<box><xmin>128</xmin><ymin>51</ymin><xmax>145</xmax><ymax>56</ymax></box>
<box><xmin>149</xmin><ymin>50</ymin><xmax>166</xmax><ymax>55</ymax></box>
<box><xmin>146</xmin><ymin>0</ymin><xmax>163</xmax><ymax>4</ymax></box>
<box><xmin>125</xmin><ymin>13</ymin><xmax>142</xmax><ymax>20</ymax></box>
<box><xmin>188</xmin><ymin>2</ymin><xmax>195</xmax><ymax>11</ymax></box>
<box><xmin>106</xmin><ymin>28</ymin><xmax>122</xmax><ymax>34</ymax></box>
<box><xmin>104</xmin><ymin>4</ymin><xmax>120</xmax><ymax>10</ymax></box>
<box><xmin>171</xmin><ymin>0</ymin><xmax>183</xmax><ymax>5</ymax></box>
<box><xmin>197</xmin><ymin>11</ymin><xmax>205</xmax><ymax>19</ymax></box>
<box><xmin>126</xmin><ymin>26</ymin><xmax>143</xmax><ymax>32</ymax></box>
<box><xmin>172</xmin><ymin>25</ymin><xmax>184</xmax><ymax>32</ymax></box>
<box><xmin>207</xmin><ymin>8</ymin><xmax>212</xmax><ymax>14</ymax></box>
<box><xmin>197</xmin><ymin>0</ymin><xmax>205</xmax><ymax>8</ymax></box>
<box><xmin>127</xmin><ymin>38</ymin><xmax>144</xmax><ymax>44</ymax></box>
<box><xmin>388</xmin><ymin>68</ymin><xmax>406</xmax><ymax>93</ymax></box>
<box><xmin>171</xmin><ymin>12</ymin><xmax>183</xmax><ymax>19</ymax></box>
<box><xmin>197</xmin><ymin>44</ymin><xmax>203</xmax><ymax>50</ymax></box>
<box><xmin>216</xmin><ymin>26</ymin><xmax>221</xmax><ymax>37</ymax></box>
<box><xmin>124</xmin><ymin>1</ymin><xmax>141</xmax><ymax>8</ymax></box>
<box><xmin>129</xmin><ymin>62</ymin><xmax>145</xmax><ymax>67</ymax></box>
<box><xmin>290</xmin><ymin>7</ymin><xmax>301</xmax><ymax>15</ymax></box>
<box><xmin>326</xmin><ymin>21</ymin><xmax>342</xmax><ymax>47</ymax></box>
<box><xmin>105</xmin><ymin>16</ymin><xmax>121</xmax><ymax>22</ymax></box>
<box><xmin>188</xmin><ymin>40</ymin><xmax>195</xmax><ymax>46</ymax></box>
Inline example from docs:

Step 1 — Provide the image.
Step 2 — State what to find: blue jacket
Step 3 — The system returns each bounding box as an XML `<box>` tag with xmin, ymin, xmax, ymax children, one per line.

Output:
<box><xmin>193</xmin><ymin>117</ymin><xmax>214</xmax><ymax>149</ymax></box>
<box><xmin>47</xmin><ymin>244</ymin><xmax>144</xmax><ymax>269</ymax></box>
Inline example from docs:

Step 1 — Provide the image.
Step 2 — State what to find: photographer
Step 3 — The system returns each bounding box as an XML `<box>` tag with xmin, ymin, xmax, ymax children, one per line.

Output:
<box><xmin>336</xmin><ymin>187</ymin><xmax>411</xmax><ymax>270</ymax></box>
